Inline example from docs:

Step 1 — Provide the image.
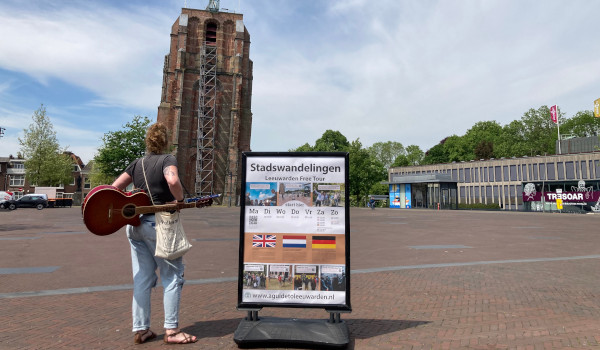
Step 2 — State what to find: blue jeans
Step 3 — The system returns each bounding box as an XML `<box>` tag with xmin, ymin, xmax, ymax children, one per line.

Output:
<box><xmin>126</xmin><ymin>214</ymin><xmax>185</xmax><ymax>332</ymax></box>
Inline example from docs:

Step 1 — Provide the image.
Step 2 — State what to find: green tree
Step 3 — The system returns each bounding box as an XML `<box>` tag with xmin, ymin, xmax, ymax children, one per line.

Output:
<box><xmin>18</xmin><ymin>105</ymin><xmax>73</xmax><ymax>186</ymax></box>
<box><xmin>464</xmin><ymin>121</ymin><xmax>503</xmax><ymax>159</ymax></box>
<box><xmin>290</xmin><ymin>130</ymin><xmax>350</xmax><ymax>152</ymax></box>
<box><xmin>422</xmin><ymin>138</ymin><xmax>450</xmax><ymax>165</ymax></box>
<box><xmin>421</xmin><ymin>106</ymin><xmax>562</xmax><ymax>161</ymax></box>
<box><xmin>518</xmin><ymin>106</ymin><xmax>559</xmax><ymax>156</ymax></box>
<box><xmin>313</xmin><ymin>130</ymin><xmax>350</xmax><ymax>152</ymax></box>
<box><xmin>391</xmin><ymin>154</ymin><xmax>410</xmax><ymax>167</ymax></box>
<box><xmin>443</xmin><ymin>135</ymin><xmax>469</xmax><ymax>162</ymax></box>
<box><xmin>367</xmin><ymin>141</ymin><xmax>405</xmax><ymax>168</ymax></box>
<box><xmin>94</xmin><ymin>115</ymin><xmax>151</xmax><ymax>179</ymax></box>
<box><xmin>348</xmin><ymin>139</ymin><xmax>387</xmax><ymax>206</ymax></box>
<box><xmin>405</xmin><ymin>145</ymin><xmax>424</xmax><ymax>165</ymax></box>
<box><xmin>495</xmin><ymin>120</ymin><xmax>528</xmax><ymax>157</ymax></box>
<box><xmin>561</xmin><ymin>110</ymin><xmax>599</xmax><ymax>137</ymax></box>
<box><xmin>474</xmin><ymin>140</ymin><xmax>494</xmax><ymax>159</ymax></box>
<box><xmin>291</xmin><ymin>130</ymin><xmax>386</xmax><ymax>206</ymax></box>
<box><xmin>391</xmin><ymin>145</ymin><xmax>424</xmax><ymax>167</ymax></box>
<box><xmin>87</xmin><ymin>160</ymin><xmax>115</xmax><ymax>187</ymax></box>
<box><xmin>291</xmin><ymin>143</ymin><xmax>314</xmax><ymax>152</ymax></box>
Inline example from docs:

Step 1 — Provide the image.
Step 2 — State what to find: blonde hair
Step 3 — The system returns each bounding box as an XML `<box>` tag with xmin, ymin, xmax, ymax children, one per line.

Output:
<box><xmin>145</xmin><ymin>123</ymin><xmax>168</xmax><ymax>154</ymax></box>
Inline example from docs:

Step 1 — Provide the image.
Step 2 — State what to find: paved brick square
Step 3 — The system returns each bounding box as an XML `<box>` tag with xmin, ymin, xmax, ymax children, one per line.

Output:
<box><xmin>1</xmin><ymin>207</ymin><xmax>600</xmax><ymax>349</ymax></box>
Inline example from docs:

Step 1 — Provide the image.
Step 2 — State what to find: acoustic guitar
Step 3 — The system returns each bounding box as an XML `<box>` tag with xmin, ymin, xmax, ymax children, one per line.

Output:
<box><xmin>82</xmin><ymin>185</ymin><xmax>218</xmax><ymax>236</ymax></box>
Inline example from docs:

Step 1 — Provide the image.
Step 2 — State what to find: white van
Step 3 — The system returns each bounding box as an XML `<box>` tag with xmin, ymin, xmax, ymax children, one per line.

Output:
<box><xmin>0</xmin><ymin>191</ymin><xmax>14</xmax><ymax>209</ymax></box>
<box><xmin>0</xmin><ymin>191</ymin><xmax>13</xmax><ymax>201</ymax></box>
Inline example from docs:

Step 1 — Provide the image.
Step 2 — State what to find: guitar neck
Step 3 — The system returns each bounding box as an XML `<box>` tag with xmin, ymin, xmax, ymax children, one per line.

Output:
<box><xmin>136</xmin><ymin>202</ymin><xmax>197</xmax><ymax>215</ymax></box>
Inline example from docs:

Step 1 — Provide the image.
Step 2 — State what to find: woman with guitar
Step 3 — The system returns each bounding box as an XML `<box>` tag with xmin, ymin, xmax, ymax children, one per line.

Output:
<box><xmin>111</xmin><ymin>123</ymin><xmax>198</xmax><ymax>345</ymax></box>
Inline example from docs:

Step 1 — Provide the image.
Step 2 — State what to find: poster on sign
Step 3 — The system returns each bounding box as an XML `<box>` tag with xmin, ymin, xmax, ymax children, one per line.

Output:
<box><xmin>237</xmin><ymin>152</ymin><xmax>350</xmax><ymax>311</ymax></box>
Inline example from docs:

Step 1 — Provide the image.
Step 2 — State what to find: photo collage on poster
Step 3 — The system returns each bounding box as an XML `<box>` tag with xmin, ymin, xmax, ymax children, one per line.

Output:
<box><xmin>240</xmin><ymin>155</ymin><xmax>348</xmax><ymax>306</ymax></box>
<box><xmin>241</xmin><ymin>263</ymin><xmax>346</xmax><ymax>292</ymax></box>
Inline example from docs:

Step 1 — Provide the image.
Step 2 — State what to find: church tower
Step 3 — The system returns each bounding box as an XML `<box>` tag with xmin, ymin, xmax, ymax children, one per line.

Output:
<box><xmin>157</xmin><ymin>6</ymin><xmax>252</xmax><ymax>205</ymax></box>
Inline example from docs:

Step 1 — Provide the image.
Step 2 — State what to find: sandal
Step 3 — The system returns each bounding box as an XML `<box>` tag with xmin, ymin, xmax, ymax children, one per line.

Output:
<box><xmin>163</xmin><ymin>331</ymin><xmax>198</xmax><ymax>345</ymax></box>
<box><xmin>134</xmin><ymin>329</ymin><xmax>157</xmax><ymax>344</ymax></box>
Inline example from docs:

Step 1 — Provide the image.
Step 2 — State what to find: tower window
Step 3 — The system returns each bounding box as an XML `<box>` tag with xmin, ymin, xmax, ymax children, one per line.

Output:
<box><xmin>205</xmin><ymin>23</ymin><xmax>217</xmax><ymax>45</ymax></box>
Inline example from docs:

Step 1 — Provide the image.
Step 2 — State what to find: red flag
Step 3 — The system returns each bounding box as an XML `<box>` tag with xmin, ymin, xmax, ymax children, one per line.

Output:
<box><xmin>550</xmin><ymin>105</ymin><xmax>558</xmax><ymax>124</ymax></box>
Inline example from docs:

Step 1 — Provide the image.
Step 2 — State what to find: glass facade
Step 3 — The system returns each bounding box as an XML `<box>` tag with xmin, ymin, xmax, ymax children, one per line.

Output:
<box><xmin>386</xmin><ymin>178</ymin><xmax>457</xmax><ymax>210</ymax></box>
<box><xmin>388</xmin><ymin>153</ymin><xmax>600</xmax><ymax>211</ymax></box>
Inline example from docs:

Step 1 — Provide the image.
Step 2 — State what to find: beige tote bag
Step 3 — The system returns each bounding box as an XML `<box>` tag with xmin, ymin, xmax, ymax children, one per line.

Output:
<box><xmin>142</xmin><ymin>157</ymin><xmax>192</xmax><ymax>260</ymax></box>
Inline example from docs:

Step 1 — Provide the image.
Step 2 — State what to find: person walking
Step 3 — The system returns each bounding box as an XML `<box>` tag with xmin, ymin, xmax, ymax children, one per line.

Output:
<box><xmin>112</xmin><ymin>123</ymin><xmax>198</xmax><ymax>345</ymax></box>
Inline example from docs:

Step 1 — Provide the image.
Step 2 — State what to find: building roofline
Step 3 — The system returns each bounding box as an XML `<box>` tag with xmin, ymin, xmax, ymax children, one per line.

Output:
<box><xmin>390</xmin><ymin>151</ymin><xmax>600</xmax><ymax>171</ymax></box>
<box><xmin>383</xmin><ymin>173</ymin><xmax>457</xmax><ymax>184</ymax></box>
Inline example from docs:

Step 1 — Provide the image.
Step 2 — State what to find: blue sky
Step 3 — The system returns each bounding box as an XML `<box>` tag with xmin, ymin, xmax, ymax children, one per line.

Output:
<box><xmin>1</xmin><ymin>0</ymin><xmax>599</xmax><ymax>164</ymax></box>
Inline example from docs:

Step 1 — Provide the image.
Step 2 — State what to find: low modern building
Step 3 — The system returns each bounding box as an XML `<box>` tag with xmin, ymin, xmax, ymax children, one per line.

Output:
<box><xmin>387</xmin><ymin>151</ymin><xmax>600</xmax><ymax>212</ymax></box>
<box><xmin>382</xmin><ymin>174</ymin><xmax>458</xmax><ymax>210</ymax></box>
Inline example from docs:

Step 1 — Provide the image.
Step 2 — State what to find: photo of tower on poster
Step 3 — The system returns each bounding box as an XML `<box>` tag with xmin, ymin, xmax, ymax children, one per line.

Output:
<box><xmin>244</xmin><ymin>182</ymin><xmax>278</xmax><ymax>206</ymax></box>
<box><xmin>238</xmin><ymin>152</ymin><xmax>351</xmax><ymax>311</ymax></box>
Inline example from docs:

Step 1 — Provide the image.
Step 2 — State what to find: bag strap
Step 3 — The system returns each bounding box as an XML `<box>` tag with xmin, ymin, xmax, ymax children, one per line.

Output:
<box><xmin>180</xmin><ymin>178</ymin><xmax>193</xmax><ymax>198</ymax></box>
<box><xmin>141</xmin><ymin>157</ymin><xmax>156</xmax><ymax>206</ymax></box>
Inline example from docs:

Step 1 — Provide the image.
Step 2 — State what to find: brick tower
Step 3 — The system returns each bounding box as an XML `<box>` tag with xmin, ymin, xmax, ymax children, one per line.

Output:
<box><xmin>157</xmin><ymin>6</ymin><xmax>252</xmax><ymax>205</ymax></box>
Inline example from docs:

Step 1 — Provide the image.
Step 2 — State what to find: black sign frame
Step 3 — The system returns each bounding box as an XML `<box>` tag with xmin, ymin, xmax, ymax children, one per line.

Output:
<box><xmin>237</xmin><ymin>152</ymin><xmax>351</xmax><ymax>311</ymax></box>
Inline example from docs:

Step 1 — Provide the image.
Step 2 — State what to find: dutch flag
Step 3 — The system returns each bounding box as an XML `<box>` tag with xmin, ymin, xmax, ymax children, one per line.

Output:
<box><xmin>282</xmin><ymin>235</ymin><xmax>307</xmax><ymax>248</ymax></box>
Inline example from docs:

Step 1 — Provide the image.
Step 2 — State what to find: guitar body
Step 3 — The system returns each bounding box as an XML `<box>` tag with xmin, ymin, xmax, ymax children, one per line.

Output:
<box><xmin>83</xmin><ymin>185</ymin><xmax>151</xmax><ymax>236</ymax></box>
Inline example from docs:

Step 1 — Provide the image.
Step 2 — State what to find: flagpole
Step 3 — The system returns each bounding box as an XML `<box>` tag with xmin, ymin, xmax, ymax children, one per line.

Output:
<box><xmin>557</xmin><ymin>105</ymin><xmax>561</xmax><ymax>154</ymax></box>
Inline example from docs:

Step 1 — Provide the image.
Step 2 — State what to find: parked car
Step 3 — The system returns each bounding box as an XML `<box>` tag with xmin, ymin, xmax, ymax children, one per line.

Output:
<box><xmin>5</xmin><ymin>194</ymin><xmax>49</xmax><ymax>210</ymax></box>
<box><xmin>29</xmin><ymin>193</ymin><xmax>49</xmax><ymax>201</ymax></box>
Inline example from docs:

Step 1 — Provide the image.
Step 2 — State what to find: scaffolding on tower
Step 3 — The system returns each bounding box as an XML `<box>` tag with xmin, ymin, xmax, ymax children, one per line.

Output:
<box><xmin>196</xmin><ymin>40</ymin><xmax>218</xmax><ymax>196</ymax></box>
<box><xmin>206</xmin><ymin>0</ymin><xmax>220</xmax><ymax>12</ymax></box>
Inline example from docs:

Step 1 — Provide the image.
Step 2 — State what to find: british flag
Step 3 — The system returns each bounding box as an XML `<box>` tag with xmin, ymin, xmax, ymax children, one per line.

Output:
<box><xmin>252</xmin><ymin>234</ymin><xmax>276</xmax><ymax>248</ymax></box>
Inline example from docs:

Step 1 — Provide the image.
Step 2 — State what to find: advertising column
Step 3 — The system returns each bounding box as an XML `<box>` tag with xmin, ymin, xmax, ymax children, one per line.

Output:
<box><xmin>237</xmin><ymin>152</ymin><xmax>350</xmax><ymax>311</ymax></box>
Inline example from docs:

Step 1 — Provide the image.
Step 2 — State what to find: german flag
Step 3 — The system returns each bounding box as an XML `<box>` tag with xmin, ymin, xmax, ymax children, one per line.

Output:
<box><xmin>312</xmin><ymin>236</ymin><xmax>336</xmax><ymax>249</ymax></box>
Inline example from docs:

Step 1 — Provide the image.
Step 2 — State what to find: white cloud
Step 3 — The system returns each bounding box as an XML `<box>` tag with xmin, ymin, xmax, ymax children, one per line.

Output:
<box><xmin>250</xmin><ymin>0</ymin><xmax>600</xmax><ymax>152</ymax></box>
<box><xmin>1</xmin><ymin>0</ymin><xmax>599</xmax><ymax>160</ymax></box>
<box><xmin>0</xmin><ymin>2</ymin><xmax>173</xmax><ymax>110</ymax></box>
<box><xmin>0</xmin><ymin>1</ymin><xmax>179</xmax><ymax>162</ymax></box>
<box><xmin>0</xmin><ymin>103</ymin><xmax>103</xmax><ymax>162</ymax></box>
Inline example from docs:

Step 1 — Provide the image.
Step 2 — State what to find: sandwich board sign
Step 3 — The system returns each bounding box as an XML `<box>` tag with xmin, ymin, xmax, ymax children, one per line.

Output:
<box><xmin>234</xmin><ymin>152</ymin><xmax>351</xmax><ymax>348</ymax></box>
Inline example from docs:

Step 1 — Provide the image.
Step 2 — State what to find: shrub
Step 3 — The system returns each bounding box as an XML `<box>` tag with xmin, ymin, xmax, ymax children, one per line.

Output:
<box><xmin>458</xmin><ymin>203</ymin><xmax>501</xmax><ymax>210</ymax></box>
